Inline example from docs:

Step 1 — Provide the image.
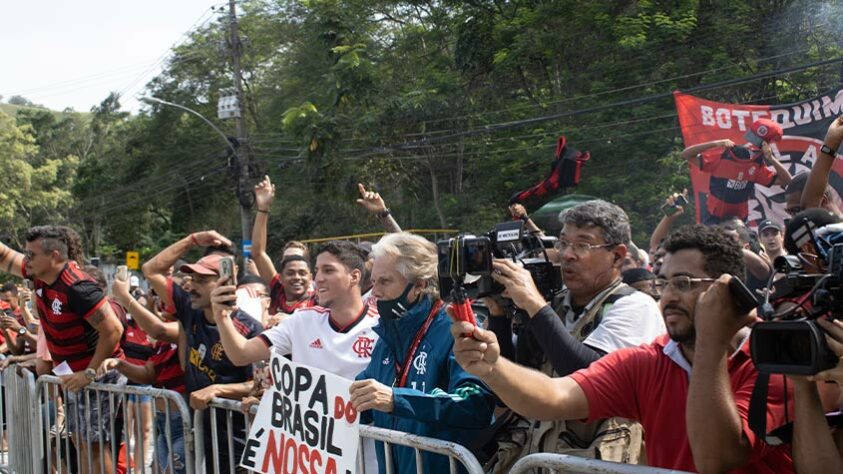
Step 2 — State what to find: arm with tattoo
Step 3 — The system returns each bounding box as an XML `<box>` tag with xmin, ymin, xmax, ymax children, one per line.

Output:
<box><xmin>85</xmin><ymin>304</ymin><xmax>124</xmax><ymax>373</ymax></box>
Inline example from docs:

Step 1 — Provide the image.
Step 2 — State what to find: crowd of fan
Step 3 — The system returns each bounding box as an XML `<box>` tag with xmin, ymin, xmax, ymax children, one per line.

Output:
<box><xmin>2</xmin><ymin>116</ymin><xmax>843</xmax><ymax>473</ymax></box>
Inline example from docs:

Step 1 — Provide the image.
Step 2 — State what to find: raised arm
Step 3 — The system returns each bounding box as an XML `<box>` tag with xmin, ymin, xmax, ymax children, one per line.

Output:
<box><xmin>681</xmin><ymin>139</ymin><xmax>735</xmax><ymax>163</ymax></box>
<box><xmin>142</xmin><ymin>230</ymin><xmax>231</xmax><ymax>308</ymax></box>
<box><xmin>450</xmin><ymin>320</ymin><xmax>589</xmax><ymax>421</ymax></box>
<box><xmin>357</xmin><ymin>183</ymin><xmax>402</xmax><ymax>233</ymax></box>
<box><xmin>251</xmin><ymin>176</ymin><xmax>278</xmax><ymax>285</ymax></box>
<box><xmin>210</xmin><ymin>281</ymin><xmax>270</xmax><ymax>366</ymax></box>
<box><xmin>0</xmin><ymin>242</ymin><xmax>25</xmax><ymax>278</ymax></box>
<box><xmin>802</xmin><ymin>116</ymin><xmax>843</xmax><ymax>210</ymax></box>
<box><xmin>687</xmin><ymin>276</ymin><xmax>757</xmax><ymax>473</ymax></box>
<box><xmin>111</xmin><ymin>276</ymin><xmax>179</xmax><ymax>343</ymax></box>
<box><xmin>760</xmin><ymin>142</ymin><xmax>792</xmax><ymax>187</ymax></box>
<box><xmin>649</xmin><ymin>192</ymin><xmax>686</xmax><ymax>255</ymax></box>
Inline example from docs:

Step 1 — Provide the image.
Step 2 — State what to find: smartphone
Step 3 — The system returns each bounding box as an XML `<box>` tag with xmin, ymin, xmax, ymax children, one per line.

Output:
<box><xmin>728</xmin><ymin>277</ymin><xmax>758</xmax><ymax>315</ymax></box>
<box><xmin>23</xmin><ymin>279</ymin><xmax>34</xmax><ymax>291</ymax></box>
<box><xmin>219</xmin><ymin>257</ymin><xmax>237</xmax><ymax>306</ymax></box>
<box><xmin>220</xmin><ymin>257</ymin><xmax>237</xmax><ymax>284</ymax></box>
<box><xmin>660</xmin><ymin>193</ymin><xmax>689</xmax><ymax>217</ymax></box>
<box><xmin>115</xmin><ymin>265</ymin><xmax>129</xmax><ymax>282</ymax></box>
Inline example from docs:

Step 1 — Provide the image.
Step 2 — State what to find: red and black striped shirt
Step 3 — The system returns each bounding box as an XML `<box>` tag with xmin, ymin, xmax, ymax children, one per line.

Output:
<box><xmin>23</xmin><ymin>262</ymin><xmax>123</xmax><ymax>371</ymax></box>
<box><xmin>150</xmin><ymin>341</ymin><xmax>185</xmax><ymax>393</ymax></box>
<box><xmin>269</xmin><ymin>274</ymin><xmax>316</xmax><ymax>315</ymax></box>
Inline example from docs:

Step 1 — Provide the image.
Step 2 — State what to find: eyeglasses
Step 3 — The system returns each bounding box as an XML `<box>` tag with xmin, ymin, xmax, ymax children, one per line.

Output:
<box><xmin>652</xmin><ymin>276</ymin><xmax>716</xmax><ymax>293</ymax></box>
<box><xmin>553</xmin><ymin>240</ymin><xmax>615</xmax><ymax>257</ymax></box>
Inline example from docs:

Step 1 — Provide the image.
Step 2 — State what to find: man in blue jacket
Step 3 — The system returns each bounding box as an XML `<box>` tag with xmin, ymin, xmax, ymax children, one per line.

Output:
<box><xmin>350</xmin><ymin>232</ymin><xmax>496</xmax><ymax>473</ymax></box>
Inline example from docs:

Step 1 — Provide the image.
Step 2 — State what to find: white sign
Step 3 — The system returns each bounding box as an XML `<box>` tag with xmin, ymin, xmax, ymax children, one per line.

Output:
<box><xmin>240</xmin><ymin>352</ymin><xmax>360</xmax><ymax>474</ymax></box>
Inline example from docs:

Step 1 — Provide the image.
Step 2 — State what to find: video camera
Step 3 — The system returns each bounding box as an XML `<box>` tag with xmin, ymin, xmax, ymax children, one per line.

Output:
<box><xmin>437</xmin><ymin>221</ymin><xmax>561</xmax><ymax>314</ymax></box>
<box><xmin>750</xmin><ymin>224</ymin><xmax>843</xmax><ymax>375</ymax></box>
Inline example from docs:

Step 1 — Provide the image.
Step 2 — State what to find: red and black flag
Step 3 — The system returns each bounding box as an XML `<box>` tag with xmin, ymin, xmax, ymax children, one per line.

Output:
<box><xmin>509</xmin><ymin>136</ymin><xmax>590</xmax><ymax>206</ymax></box>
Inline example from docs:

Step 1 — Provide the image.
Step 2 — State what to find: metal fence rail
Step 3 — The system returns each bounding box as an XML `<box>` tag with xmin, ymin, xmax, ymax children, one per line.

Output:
<box><xmin>35</xmin><ymin>375</ymin><xmax>194</xmax><ymax>474</ymax></box>
<box><xmin>509</xmin><ymin>453</ymin><xmax>694</xmax><ymax>474</ymax></box>
<box><xmin>1</xmin><ymin>364</ymin><xmax>39</xmax><ymax>474</ymax></box>
<box><xmin>193</xmin><ymin>397</ymin><xmax>256</xmax><ymax>474</ymax></box>
<box><xmin>358</xmin><ymin>425</ymin><xmax>484</xmax><ymax>474</ymax></box>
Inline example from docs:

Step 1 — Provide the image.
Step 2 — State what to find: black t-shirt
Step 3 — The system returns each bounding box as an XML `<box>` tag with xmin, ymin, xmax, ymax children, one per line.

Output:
<box><xmin>169</xmin><ymin>282</ymin><xmax>262</xmax><ymax>392</ymax></box>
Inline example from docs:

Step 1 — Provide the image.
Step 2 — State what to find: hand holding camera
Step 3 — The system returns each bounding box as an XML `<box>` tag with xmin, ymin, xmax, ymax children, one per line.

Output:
<box><xmin>490</xmin><ymin>259</ymin><xmax>547</xmax><ymax>318</ymax></box>
<box><xmin>210</xmin><ymin>277</ymin><xmax>238</xmax><ymax>321</ymax></box>
<box><xmin>111</xmin><ymin>265</ymin><xmax>132</xmax><ymax>305</ymax></box>
<box><xmin>808</xmin><ymin>318</ymin><xmax>843</xmax><ymax>385</ymax></box>
<box><xmin>694</xmin><ymin>275</ymin><xmax>756</xmax><ymax>349</ymax></box>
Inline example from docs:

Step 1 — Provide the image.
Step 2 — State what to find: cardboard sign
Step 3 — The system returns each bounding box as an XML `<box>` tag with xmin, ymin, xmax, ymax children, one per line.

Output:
<box><xmin>240</xmin><ymin>352</ymin><xmax>360</xmax><ymax>474</ymax></box>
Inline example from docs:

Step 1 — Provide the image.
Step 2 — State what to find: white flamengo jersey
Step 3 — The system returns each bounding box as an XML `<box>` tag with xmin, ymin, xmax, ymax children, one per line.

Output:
<box><xmin>258</xmin><ymin>304</ymin><xmax>380</xmax><ymax>380</ymax></box>
<box><xmin>258</xmin><ymin>303</ymin><xmax>381</xmax><ymax>474</ymax></box>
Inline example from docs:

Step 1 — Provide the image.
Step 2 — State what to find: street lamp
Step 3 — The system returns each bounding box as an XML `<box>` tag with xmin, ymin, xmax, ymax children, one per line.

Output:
<box><xmin>140</xmin><ymin>96</ymin><xmax>252</xmax><ymax>260</ymax></box>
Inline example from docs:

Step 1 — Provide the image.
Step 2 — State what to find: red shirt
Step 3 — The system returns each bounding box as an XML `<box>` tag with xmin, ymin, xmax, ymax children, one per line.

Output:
<box><xmin>22</xmin><ymin>261</ymin><xmax>123</xmax><ymax>371</ymax></box>
<box><xmin>269</xmin><ymin>274</ymin><xmax>316</xmax><ymax>315</ymax></box>
<box><xmin>701</xmin><ymin>148</ymin><xmax>777</xmax><ymax>220</ymax></box>
<box><xmin>149</xmin><ymin>341</ymin><xmax>185</xmax><ymax>393</ymax></box>
<box><xmin>570</xmin><ymin>334</ymin><xmax>793</xmax><ymax>473</ymax></box>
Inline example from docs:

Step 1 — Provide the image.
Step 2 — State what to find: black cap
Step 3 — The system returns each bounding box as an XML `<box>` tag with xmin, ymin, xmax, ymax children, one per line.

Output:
<box><xmin>758</xmin><ymin>219</ymin><xmax>781</xmax><ymax>233</ymax></box>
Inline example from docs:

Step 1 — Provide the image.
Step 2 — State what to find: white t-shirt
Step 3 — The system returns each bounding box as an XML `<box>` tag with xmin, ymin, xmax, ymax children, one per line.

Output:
<box><xmin>259</xmin><ymin>304</ymin><xmax>381</xmax><ymax>473</ymax></box>
<box><xmin>562</xmin><ymin>290</ymin><xmax>665</xmax><ymax>354</ymax></box>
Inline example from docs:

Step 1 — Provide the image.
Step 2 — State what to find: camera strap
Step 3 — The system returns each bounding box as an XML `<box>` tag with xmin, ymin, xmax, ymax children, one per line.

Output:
<box><xmin>748</xmin><ymin>372</ymin><xmax>787</xmax><ymax>446</ymax></box>
<box><xmin>393</xmin><ymin>300</ymin><xmax>443</xmax><ymax>388</ymax></box>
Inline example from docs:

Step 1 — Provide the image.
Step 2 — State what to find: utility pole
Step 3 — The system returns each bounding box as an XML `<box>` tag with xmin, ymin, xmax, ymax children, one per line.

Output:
<box><xmin>227</xmin><ymin>0</ymin><xmax>253</xmax><ymax>262</ymax></box>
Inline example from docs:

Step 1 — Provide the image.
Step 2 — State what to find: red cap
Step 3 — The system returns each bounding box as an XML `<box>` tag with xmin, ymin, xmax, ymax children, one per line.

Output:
<box><xmin>744</xmin><ymin>119</ymin><xmax>783</xmax><ymax>146</ymax></box>
<box><xmin>179</xmin><ymin>254</ymin><xmax>223</xmax><ymax>276</ymax></box>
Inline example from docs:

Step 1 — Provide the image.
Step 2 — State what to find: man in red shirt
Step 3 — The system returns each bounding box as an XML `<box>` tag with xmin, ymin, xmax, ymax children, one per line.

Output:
<box><xmin>452</xmin><ymin>225</ymin><xmax>793</xmax><ymax>473</ymax></box>
<box><xmin>0</xmin><ymin>225</ymin><xmax>124</xmax><ymax>474</ymax></box>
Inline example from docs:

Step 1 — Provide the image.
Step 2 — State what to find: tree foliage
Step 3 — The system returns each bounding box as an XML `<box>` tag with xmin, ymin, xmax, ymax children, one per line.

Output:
<box><xmin>2</xmin><ymin>0</ymin><xmax>843</xmax><ymax>258</ymax></box>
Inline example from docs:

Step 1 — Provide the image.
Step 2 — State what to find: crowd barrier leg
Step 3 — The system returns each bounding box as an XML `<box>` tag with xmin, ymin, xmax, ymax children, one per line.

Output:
<box><xmin>35</xmin><ymin>375</ymin><xmax>194</xmax><ymax>474</ymax></box>
<box><xmin>195</xmin><ymin>397</ymin><xmax>255</xmax><ymax>474</ymax></box>
<box><xmin>1</xmin><ymin>364</ymin><xmax>38</xmax><ymax>474</ymax></box>
<box><xmin>509</xmin><ymin>453</ymin><xmax>694</xmax><ymax>474</ymax></box>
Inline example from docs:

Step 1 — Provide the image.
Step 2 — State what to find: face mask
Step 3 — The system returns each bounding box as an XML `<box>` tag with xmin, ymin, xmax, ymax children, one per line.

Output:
<box><xmin>377</xmin><ymin>283</ymin><xmax>417</xmax><ymax>320</ymax></box>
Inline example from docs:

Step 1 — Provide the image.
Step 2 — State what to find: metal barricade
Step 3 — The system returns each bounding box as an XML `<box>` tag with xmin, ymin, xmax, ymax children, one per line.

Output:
<box><xmin>193</xmin><ymin>397</ymin><xmax>257</xmax><ymax>474</ymax></box>
<box><xmin>35</xmin><ymin>375</ymin><xmax>194</xmax><ymax>474</ymax></box>
<box><xmin>0</xmin><ymin>364</ymin><xmax>39</xmax><ymax>473</ymax></box>
<box><xmin>195</xmin><ymin>398</ymin><xmax>485</xmax><ymax>474</ymax></box>
<box><xmin>509</xmin><ymin>453</ymin><xmax>693</xmax><ymax>474</ymax></box>
<box><xmin>359</xmin><ymin>425</ymin><xmax>483</xmax><ymax>474</ymax></box>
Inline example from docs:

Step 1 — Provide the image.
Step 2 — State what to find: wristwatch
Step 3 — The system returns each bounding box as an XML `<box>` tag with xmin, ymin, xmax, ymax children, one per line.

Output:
<box><xmin>377</xmin><ymin>208</ymin><xmax>391</xmax><ymax>219</ymax></box>
<box><xmin>17</xmin><ymin>327</ymin><xmax>27</xmax><ymax>336</ymax></box>
<box><xmin>84</xmin><ymin>368</ymin><xmax>97</xmax><ymax>381</ymax></box>
<box><xmin>821</xmin><ymin>143</ymin><xmax>837</xmax><ymax>156</ymax></box>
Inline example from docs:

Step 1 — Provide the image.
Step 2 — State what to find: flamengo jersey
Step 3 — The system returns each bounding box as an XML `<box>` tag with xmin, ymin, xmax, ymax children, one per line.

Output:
<box><xmin>22</xmin><ymin>261</ymin><xmax>123</xmax><ymax>371</ymax></box>
<box><xmin>258</xmin><ymin>304</ymin><xmax>380</xmax><ymax>379</ymax></box>
<box><xmin>701</xmin><ymin>147</ymin><xmax>777</xmax><ymax>220</ymax></box>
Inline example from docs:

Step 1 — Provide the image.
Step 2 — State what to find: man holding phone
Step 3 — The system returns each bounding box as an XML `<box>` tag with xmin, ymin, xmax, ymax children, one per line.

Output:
<box><xmin>681</xmin><ymin>119</ymin><xmax>792</xmax><ymax>225</ymax></box>
<box><xmin>142</xmin><ymin>231</ymin><xmax>263</xmax><ymax>473</ymax></box>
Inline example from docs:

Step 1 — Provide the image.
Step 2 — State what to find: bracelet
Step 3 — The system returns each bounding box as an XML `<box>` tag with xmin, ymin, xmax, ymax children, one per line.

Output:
<box><xmin>257</xmin><ymin>208</ymin><xmax>270</xmax><ymax>214</ymax></box>
<box><xmin>821</xmin><ymin>143</ymin><xmax>837</xmax><ymax>156</ymax></box>
<box><xmin>190</xmin><ymin>233</ymin><xmax>199</xmax><ymax>246</ymax></box>
<box><xmin>519</xmin><ymin>215</ymin><xmax>530</xmax><ymax>222</ymax></box>
<box><xmin>377</xmin><ymin>208</ymin><xmax>391</xmax><ymax>219</ymax></box>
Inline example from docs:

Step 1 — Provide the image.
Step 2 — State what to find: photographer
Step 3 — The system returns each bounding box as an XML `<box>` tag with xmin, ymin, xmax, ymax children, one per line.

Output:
<box><xmin>487</xmin><ymin>200</ymin><xmax>664</xmax><ymax>470</ymax></box>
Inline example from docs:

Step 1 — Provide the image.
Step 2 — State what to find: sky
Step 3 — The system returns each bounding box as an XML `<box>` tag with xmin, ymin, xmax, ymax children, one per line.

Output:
<box><xmin>1</xmin><ymin>0</ymin><xmax>224</xmax><ymax>114</ymax></box>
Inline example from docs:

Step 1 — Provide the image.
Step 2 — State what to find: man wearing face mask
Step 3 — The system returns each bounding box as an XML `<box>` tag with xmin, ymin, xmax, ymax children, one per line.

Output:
<box><xmin>349</xmin><ymin>232</ymin><xmax>496</xmax><ymax>474</ymax></box>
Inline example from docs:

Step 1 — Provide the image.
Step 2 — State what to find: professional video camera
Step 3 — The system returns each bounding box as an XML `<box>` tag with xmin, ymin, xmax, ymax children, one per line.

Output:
<box><xmin>437</xmin><ymin>221</ymin><xmax>561</xmax><ymax>316</ymax></box>
<box><xmin>750</xmin><ymin>223</ymin><xmax>843</xmax><ymax>375</ymax></box>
